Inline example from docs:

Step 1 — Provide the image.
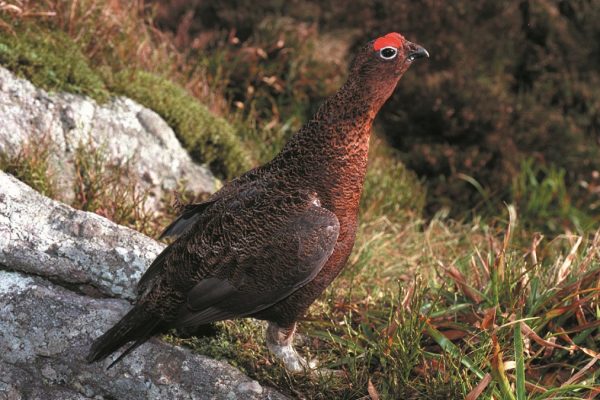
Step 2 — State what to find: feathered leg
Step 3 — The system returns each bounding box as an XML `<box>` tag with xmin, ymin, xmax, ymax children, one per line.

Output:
<box><xmin>266</xmin><ymin>322</ymin><xmax>316</xmax><ymax>373</ymax></box>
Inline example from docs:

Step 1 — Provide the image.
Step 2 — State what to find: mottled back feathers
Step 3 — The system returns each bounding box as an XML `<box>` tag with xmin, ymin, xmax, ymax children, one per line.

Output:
<box><xmin>136</xmin><ymin>182</ymin><xmax>339</xmax><ymax>329</ymax></box>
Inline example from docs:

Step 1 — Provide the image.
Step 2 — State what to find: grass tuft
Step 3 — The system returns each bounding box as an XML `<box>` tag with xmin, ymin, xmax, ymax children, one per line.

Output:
<box><xmin>0</xmin><ymin>134</ymin><xmax>57</xmax><ymax>198</ymax></box>
<box><xmin>71</xmin><ymin>141</ymin><xmax>158</xmax><ymax>236</ymax></box>
<box><xmin>512</xmin><ymin>158</ymin><xmax>598</xmax><ymax>234</ymax></box>
<box><xmin>360</xmin><ymin>137</ymin><xmax>426</xmax><ymax>223</ymax></box>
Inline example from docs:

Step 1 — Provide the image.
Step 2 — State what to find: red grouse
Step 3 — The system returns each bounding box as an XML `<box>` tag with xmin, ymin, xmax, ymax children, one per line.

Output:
<box><xmin>87</xmin><ymin>32</ymin><xmax>429</xmax><ymax>372</ymax></box>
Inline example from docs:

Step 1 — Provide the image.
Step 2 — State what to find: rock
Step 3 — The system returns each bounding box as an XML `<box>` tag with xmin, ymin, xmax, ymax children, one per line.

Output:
<box><xmin>0</xmin><ymin>172</ymin><xmax>288</xmax><ymax>399</ymax></box>
<box><xmin>0</xmin><ymin>171</ymin><xmax>164</xmax><ymax>300</ymax></box>
<box><xmin>0</xmin><ymin>270</ymin><xmax>288</xmax><ymax>400</ymax></box>
<box><xmin>0</xmin><ymin>67</ymin><xmax>215</xmax><ymax>210</ymax></box>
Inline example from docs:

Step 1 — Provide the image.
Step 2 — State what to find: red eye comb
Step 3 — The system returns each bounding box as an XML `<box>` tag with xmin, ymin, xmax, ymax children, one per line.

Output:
<box><xmin>373</xmin><ymin>32</ymin><xmax>405</xmax><ymax>51</ymax></box>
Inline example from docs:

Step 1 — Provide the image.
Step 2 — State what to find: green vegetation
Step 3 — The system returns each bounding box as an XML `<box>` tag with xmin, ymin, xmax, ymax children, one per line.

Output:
<box><xmin>0</xmin><ymin>24</ymin><xmax>109</xmax><ymax>102</ymax></box>
<box><xmin>0</xmin><ymin>136</ymin><xmax>179</xmax><ymax>238</ymax></box>
<box><xmin>1</xmin><ymin>1</ymin><xmax>599</xmax><ymax>399</ymax></box>
<box><xmin>512</xmin><ymin>159</ymin><xmax>595</xmax><ymax>234</ymax></box>
<box><xmin>71</xmin><ymin>141</ymin><xmax>160</xmax><ymax>236</ymax></box>
<box><xmin>205</xmin><ymin>16</ymin><xmax>342</xmax><ymax>124</ymax></box>
<box><xmin>360</xmin><ymin>139</ymin><xmax>425</xmax><ymax>223</ymax></box>
<box><xmin>194</xmin><ymin>16</ymin><xmax>341</xmax><ymax>165</ymax></box>
<box><xmin>372</xmin><ymin>1</ymin><xmax>600</xmax><ymax>224</ymax></box>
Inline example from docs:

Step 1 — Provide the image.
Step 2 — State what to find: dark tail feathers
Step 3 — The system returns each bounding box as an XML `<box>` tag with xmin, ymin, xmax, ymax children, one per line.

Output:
<box><xmin>86</xmin><ymin>306</ymin><xmax>160</xmax><ymax>369</ymax></box>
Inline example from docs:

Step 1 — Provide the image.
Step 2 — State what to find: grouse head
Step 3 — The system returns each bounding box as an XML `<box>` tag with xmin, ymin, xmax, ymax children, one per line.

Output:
<box><xmin>348</xmin><ymin>32</ymin><xmax>428</xmax><ymax>106</ymax></box>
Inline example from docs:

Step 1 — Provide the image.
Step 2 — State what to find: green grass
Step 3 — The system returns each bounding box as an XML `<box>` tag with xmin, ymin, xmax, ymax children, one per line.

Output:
<box><xmin>511</xmin><ymin>158</ymin><xmax>598</xmax><ymax>234</ymax></box>
<box><xmin>70</xmin><ymin>140</ymin><xmax>160</xmax><ymax>236</ymax></box>
<box><xmin>0</xmin><ymin>135</ymin><xmax>184</xmax><ymax>238</ymax></box>
<box><xmin>360</xmin><ymin>137</ymin><xmax>426</xmax><ymax>223</ymax></box>
<box><xmin>0</xmin><ymin>19</ymin><xmax>252</xmax><ymax>180</ymax></box>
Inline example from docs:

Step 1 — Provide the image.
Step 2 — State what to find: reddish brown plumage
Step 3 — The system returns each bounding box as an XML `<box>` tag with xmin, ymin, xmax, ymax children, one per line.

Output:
<box><xmin>87</xmin><ymin>33</ymin><xmax>428</xmax><ymax>367</ymax></box>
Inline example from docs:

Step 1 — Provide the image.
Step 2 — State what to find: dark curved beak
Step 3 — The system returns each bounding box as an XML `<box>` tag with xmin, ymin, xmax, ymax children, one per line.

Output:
<box><xmin>406</xmin><ymin>41</ymin><xmax>429</xmax><ymax>62</ymax></box>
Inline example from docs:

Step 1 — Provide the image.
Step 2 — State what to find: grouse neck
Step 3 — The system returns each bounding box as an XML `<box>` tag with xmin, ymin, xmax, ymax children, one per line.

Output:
<box><xmin>275</xmin><ymin>78</ymin><xmax>392</xmax><ymax>167</ymax></box>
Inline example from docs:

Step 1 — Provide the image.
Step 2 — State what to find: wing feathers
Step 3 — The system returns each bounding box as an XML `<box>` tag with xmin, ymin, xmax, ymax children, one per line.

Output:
<box><xmin>175</xmin><ymin>203</ymin><xmax>339</xmax><ymax>328</ymax></box>
<box><xmin>158</xmin><ymin>201</ymin><xmax>214</xmax><ymax>240</ymax></box>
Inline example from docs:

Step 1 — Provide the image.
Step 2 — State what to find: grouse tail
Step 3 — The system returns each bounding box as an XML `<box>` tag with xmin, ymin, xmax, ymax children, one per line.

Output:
<box><xmin>86</xmin><ymin>306</ymin><xmax>161</xmax><ymax>368</ymax></box>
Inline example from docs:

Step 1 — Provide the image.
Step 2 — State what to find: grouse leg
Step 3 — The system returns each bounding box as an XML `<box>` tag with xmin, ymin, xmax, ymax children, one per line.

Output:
<box><xmin>266</xmin><ymin>322</ymin><xmax>316</xmax><ymax>373</ymax></box>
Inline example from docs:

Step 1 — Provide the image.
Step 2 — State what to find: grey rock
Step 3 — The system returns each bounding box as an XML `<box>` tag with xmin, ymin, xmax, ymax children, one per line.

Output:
<box><xmin>0</xmin><ymin>171</ymin><xmax>164</xmax><ymax>300</ymax></box>
<box><xmin>0</xmin><ymin>172</ymin><xmax>288</xmax><ymax>399</ymax></box>
<box><xmin>0</xmin><ymin>66</ymin><xmax>215</xmax><ymax>210</ymax></box>
<box><xmin>0</xmin><ymin>270</ymin><xmax>288</xmax><ymax>400</ymax></box>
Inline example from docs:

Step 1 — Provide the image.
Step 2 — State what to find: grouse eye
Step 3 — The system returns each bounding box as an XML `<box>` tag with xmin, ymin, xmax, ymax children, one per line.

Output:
<box><xmin>379</xmin><ymin>46</ymin><xmax>397</xmax><ymax>60</ymax></box>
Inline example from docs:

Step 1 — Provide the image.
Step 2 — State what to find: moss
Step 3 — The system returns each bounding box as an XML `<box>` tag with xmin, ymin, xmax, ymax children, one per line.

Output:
<box><xmin>108</xmin><ymin>69</ymin><xmax>251</xmax><ymax>179</ymax></box>
<box><xmin>0</xmin><ymin>22</ymin><xmax>109</xmax><ymax>102</ymax></box>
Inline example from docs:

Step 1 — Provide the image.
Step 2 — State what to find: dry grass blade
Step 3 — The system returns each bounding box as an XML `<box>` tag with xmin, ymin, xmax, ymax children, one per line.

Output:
<box><xmin>367</xmin><ymin>378</ymin><xmax>380</xmax><ymax>400</ymax></box>
<box><xmin>577</xmin><ymin>230</ymin><xmax>600</xmax><ymax>275</ymax></box>
<box><xmin>0</xmin><ymin>3</ymin><xmax>22</xmax><ymax>13</ymax></box>
<box><xmin>495</xmin><ymin>204</ymin><xmax>517</xmax><ymax>281</ymax></box>
<box><xmin>0</xmin><ymin>0</ymin><xmax>55</xmax><ymax>17</ymax></box>
<box><xmin>529</xmin><ymin>233</ymin><xmax>544</xmax><ymax>266</ymax></box>
<box><xmin>491</xmin><ymin>334</ymin><xmax>516</xmax><ymax>400</ymax></box>
<box><xmin>480</xmin><ymin>307</ymin><xmax>497</xmax><ymax>330</ymax></box>
<box><xmin>544</xmin><ymin>296</ymin><xmax>595</xmax><ymax>320</ymax></box>
<box><xmin>439</xmin><ymin>329</ymin><xmax>469</xmax><ymax>340</ymax></box>
<box><xmin>465</xmin><ymin>373</ymin><xmax>492</xmax><ymax>400</ymax></box>
<box><xmin>557</xmin><ymin>235</ymin><xmax>583</xmax><ymax>285</ymax></box>
<box><xmin>444</xmin><ymin>264</ymin><xmax>483</xmax><ymax>303</ymax></box>
<box><xmin>520</xmin><ymin>322</ymin><xmax>573</xmax><ymax>352</ymax></box>
<box><xmin>474</xmin><ymin>245</ymin><xmax>490</xmax><ymax>279</ymax></box>
<box><xmin>507</xmin><ymin>375</ymin><xmax>548</xmax><ymax>394</ymax></box>
<box><xmin>561</xmin><ymin>352</ymin><xmax>600</xmax><ymax>387</ymax></box>
<box><xmin>401</xmin><ymin>282</ymin><xmax>415</xmax><ymax>311</ymax></box>
<box><xmin>580</xmin><ymin>347</ymin><xmax>600</xmax><ymax>358</ymax></box>
<box><xmin>553</xmin><ymin>325</ymin><xmax>576</xmax><ymax>347</ymax></box>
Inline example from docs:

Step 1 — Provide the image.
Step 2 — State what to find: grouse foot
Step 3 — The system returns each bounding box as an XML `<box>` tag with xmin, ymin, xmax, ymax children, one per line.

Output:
<box><xmin>266</xmin><ymin>322</ymin><xmax>317</xmax><ymax>372</ymax></box>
